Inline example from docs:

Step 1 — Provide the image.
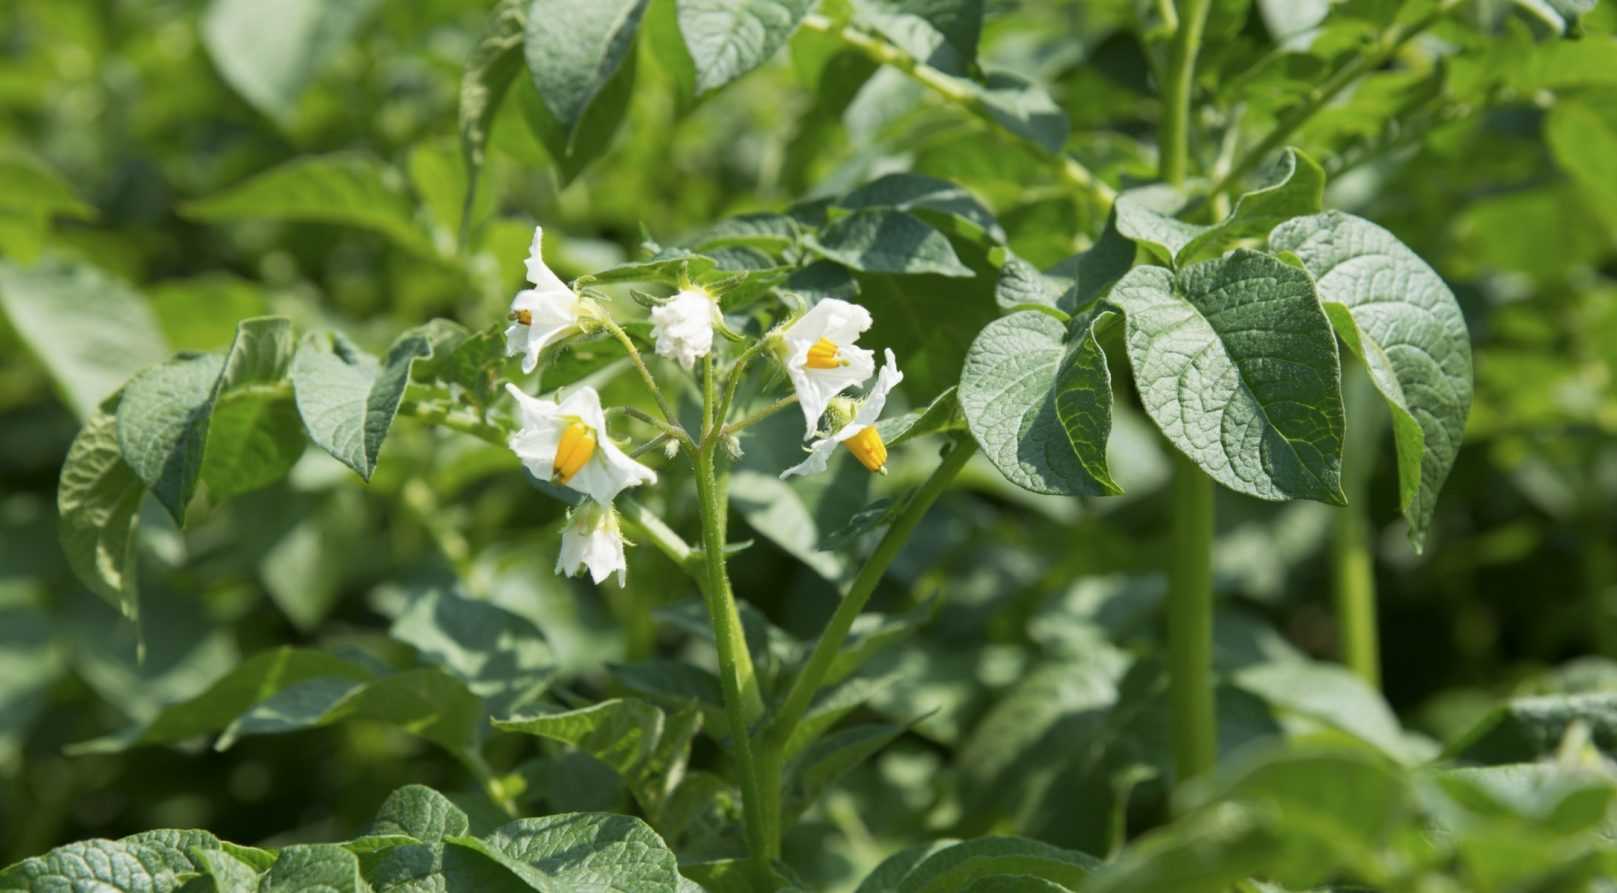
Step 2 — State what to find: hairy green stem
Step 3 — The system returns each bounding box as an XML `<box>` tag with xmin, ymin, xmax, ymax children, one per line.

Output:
<box><xmin>601</xmin><ymin>317</ymin><xmax>692</xmax><ymax>447</ymax></box>
<box><xmin>798</xmin><ymin>14</ymin><xmax>1116</xmax><ymax>206</ymax></box>
<box><xmin>1161</xmin><ymin>0</ymin><xmax>1218</xmax><ymax>788</ymax></box>
<box><xmin>723</xmin><ymin>394</ymin><xmax>800</xmax><ymax>437</ymax></box>
<box><xmin>1168</xmin><ymin>451</ymin><xmax>1217</xmax><ymax>783</ymax></box>
<box><xmin>1205</xmin><ymin>0</ymin><xmax>1460</xmax><ymax>200</ymax></box>
<box><xmin>1335</xmin><ymin>364</ymin><xmax>1386</xmax><ymax>688</ymax></box>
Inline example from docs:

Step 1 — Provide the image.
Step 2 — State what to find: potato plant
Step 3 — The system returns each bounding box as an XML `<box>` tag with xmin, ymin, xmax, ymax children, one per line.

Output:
<box><xmin>4</xmin><ymin>0</ymin><xmax>1617</xmax><ymax>891</ymax></box>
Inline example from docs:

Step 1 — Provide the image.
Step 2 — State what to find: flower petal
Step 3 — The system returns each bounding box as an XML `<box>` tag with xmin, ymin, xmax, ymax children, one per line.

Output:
<box><xmin>557</xmin><ymin>386</ymin><xmax>609</xmax><ymax>435</ymax></box>
<box><xmin>525</xmin><ymin>225</ymin><xmax>571</xmax><ymax>293</ymax></box>
<box><xmin>651</xmin><ymin>289</ymin><xmax>717</xmax><ymax>370</ymax></box>
<box><xmin>854</xmin><ymin>349</ymin><xmax>904</xmax><ymax>427</ymax></box>
<box><xmin>780</xmin><ymin>436</ymin><xmax>839</xmax><ymax>479</ymax></box>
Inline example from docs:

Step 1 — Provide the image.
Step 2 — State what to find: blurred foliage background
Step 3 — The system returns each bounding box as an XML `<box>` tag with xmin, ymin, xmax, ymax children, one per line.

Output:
<box><xmin>3</xmin><ymin>0</ymin><xmax>1617</xmax><ymax>887</ymax></box>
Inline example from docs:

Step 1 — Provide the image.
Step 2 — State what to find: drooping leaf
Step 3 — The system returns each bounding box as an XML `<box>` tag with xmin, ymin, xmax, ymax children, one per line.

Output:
<box><xmin>460</xmin><ymin>0</ymin><xmax>529</xmax><ymax>235</ymax></box>
<box><xmin>678</xmin><ymin>0</ymin><xmax>812</xmax><ymax>95</ymax></box>
<box><xmin>0</xmin><ymin>260</ymin><xmax>168</xmax><ymax>419</ymax></box>
<box><xmin>201</xmin><ymin>318</ymin><xmax>305</xmax><ymax>498</ymax></box>
<box><xmin>202</xmin><ymin>0</ymin><xmax>381</xmax><ymax>122</ymax></box>
<box><xmin>836</xmin><ymin>173</ymin><xmax>1006</xmax><ymax>244</ymax></box>
<box><xmin>115</xmin><ymin>353</ymin><xmax>223</xmax><ymax>526</ymax></box>
<box><xmin>809</xmin><ymin>209</ymin><xmax>974</xmax><ymax>277</ymax></box>
<box><xmin>852</xmin><ymin>0</ymin><xmax>984</xmax><ymax>74</ymax></box>
<box><xmin>1270</xmin><ymin>211</ymin><xmax>1472</xmax><ymax>547</ymax></box>
<box><xmin>1107</xmin><ymin>251</ymin><xmax>1346</xmax><ymax>504</ymax></box>
<box><xmin>182</xmin><ymin>153</ymin><xmax>441</xmax><ymax>261</ymax></box>
<box><xmin>958</xmin><ymin>310</ymin><xmax>1118</xmax><ymax>496</ymax></box>
<box><xmin>58</xmin><ymin>397</ymin><xmax>145</xmax><ymax>620</ymax></box>
<box><xmin>875</xmin><ymin>385</ymin><xmax>963</xmax><ymax>446</ymax></box>
<box><xmin>290</xmin><ymin>328</ymin><xmax>435</xmax><ymax>480</ymax></box>
<box><xmin>524</xmin><ymin>0</ymin><xmax>648</xmax><ymax>140</ymax></box>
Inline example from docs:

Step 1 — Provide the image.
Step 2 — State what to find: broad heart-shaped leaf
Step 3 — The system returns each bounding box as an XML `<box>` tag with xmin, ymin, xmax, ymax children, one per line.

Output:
<box><xmin>959</xmin><ymin>310</ymin><xmax>1118</xmax><ymax>496</ymax></box>
<box><xmin>892</xmin><ymin>837</ymin><xmax>1101</xmax><ymax>892</ymax></box>
<box><xmin>451</xmin><ymin>812</ymin><xmax>681</xmax><ymax>891</ymax></box>
<box><xmin>182</xmin><ymin>153</ymin><xmax>441</xmax><ymax>261</ymax></box>
<box><xmin>369</xmin><ymin>785</ymin><xmax>471</xmax><ymax>842</ymax></box>
<box><xmin>367</xmin><ymin>841</ymin><xmax>538</xmax><ymax>893</ymax></box>
<box><xmin>1270</xmin><ymin>211</ymin><xmax>1473</xmax><ymax>549</ymax></box>
<box><xmin>525</xmin><ymin>0</ymin><xmax>647</xmax><ymax>140</ymax></box>
<box><xmin>291</xmin><ymin>328</ymin><xmax>434</xmax><ymax>481</ymax></box>
<box><xmin>58</xmin><ymin>396</ymin><xmax>145</xmax><ymax>621</ymax></box>
<box><xmin>0</xmin><ymin>839</ymin><xmax>194</xmax><ymax>892</ymax></box>
<box><xmin>116</xmin><ymin>353</ymin><xmax>225</xmax><ymax>526</ymax></box>
<box><xmin>202</xmin><ymin>0</ymin><xmax>379</xmax><ymax>122</ymax></box>
<box><xmin>460</xmin><ymin>0</ymin><xmax>528</xmax><ymax>235</ymax></box>
<box><xmin>1114</xmin><ymin>148</ymin><xmax>1324</xmax><ymax>267</ymax></box>
<box><xmin>677</xmin><ymin>0</ymin><xmax>811</xmax><ymax>95</ymax></box>
<box><xmin>836</xmin><ymin>173</ymin><xmax>1006</xmax><ymax>244</ymax></box>
<box><xmin>0</xmin><ymin>259</ymin><xmax>168</xmax><ymax>419</ymax></box>
<box><xmin>994</xmin><ymin>219</ymin><xmax>1137</xmax><ymax>315</ymax></box>
<box><xmin>1107</xmin><ymin>251</ymin><xmax>1347</xmax><ymax>504</ymax></box>
<box><xmin>852</xmin><ymin>0</ymin><xmax>983</xmax><ymax>74</ymax></box>
<box><xmin>809</xmin><ymin>209</ymin><xmax>974</xmax><ymax>277</ymax></box>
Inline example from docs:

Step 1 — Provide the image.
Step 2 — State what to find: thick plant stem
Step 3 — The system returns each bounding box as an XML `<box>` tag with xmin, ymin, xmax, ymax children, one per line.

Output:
<box><xmin>1160</xmin><ymin>0</ymin><xmax>1219</xmax><ymax>790</ymax></box>
<box><xmin>1168</xmin><ymin>452</ymin><xmax>1217</xmax><ymax>784</ymax></box>
<box><xmin>1333</xmin><ymin>503</ymin><xmax>1380</xmax><ymax>688</ymax></box>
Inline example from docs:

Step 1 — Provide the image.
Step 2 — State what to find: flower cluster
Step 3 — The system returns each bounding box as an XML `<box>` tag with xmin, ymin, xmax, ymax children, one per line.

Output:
<box><xmin>501</xmin><ymin>225</ymin><xmax>904</xmax><ymax>586</ymax></box>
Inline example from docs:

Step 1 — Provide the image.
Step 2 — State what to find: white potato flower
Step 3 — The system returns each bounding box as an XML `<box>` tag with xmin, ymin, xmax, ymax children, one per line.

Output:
<box><xmin>505</xmin><ymin>383</ymin><xmax>657</xmax><ymax>506</ymax></box>
<box><xmin>556</xmin><ymin>501</ymin><xmax>629</xmax><ymax>586</ymax></box>
<box><xmin>782</xmin><ymin>349</ymin><xmax>903</xmax><ymax>479</ymax></box>
<box><xmin>779</xmin><ymin>298</ymin><xmax>876</xmax><ymax>436</ymax></box>
<box><xmin>650</xmin><ymin>286</ymin><xmax>719</xmax><ymax>370</ymax></box>
<box><xmin>506</xmin><ymin>226</ymin><xmax>585</xmax><ymax>374</ymax></box>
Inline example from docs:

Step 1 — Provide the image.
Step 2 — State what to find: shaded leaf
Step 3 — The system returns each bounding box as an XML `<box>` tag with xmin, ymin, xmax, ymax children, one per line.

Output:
<box><xmin>291</xmin><ymin>329</ymin><xmax>435</xmax><ymax>480</ymax></box>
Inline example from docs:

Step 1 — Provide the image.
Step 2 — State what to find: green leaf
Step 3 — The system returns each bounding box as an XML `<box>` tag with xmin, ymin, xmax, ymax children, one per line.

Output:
<box><xmin>369</xmin><ymin>785</ymin><xmax>472</xmax><ymax>843</ymax></box>
<box><xmin>182</xmin><ymin>153</ymin><xmax>440</xmax><ymax>261</ymax></box>
<box><xmin>0</xmin><ymin>839</ymin><xmax>193</xmax><ymax>893</ymax></box>
<box><xmin>116</xmin><ymin>353</ymin><xmax>225</xmax><ymax>526</ymax></box>
<box><xmin>460</xmin><ymin>0</ymin><xmax>529</xmax><ymax>234</ymax></box>
<box><xmin>58</xmin><ymin>397</ymin><xmax>145</xmax><ymax>620</ymax></box>
<box><xmin>994</xmin><ymin>221</ymin><xmax>1137</xmax><ymax>315</ymax></box>
<box><xmin>1114</xmin><ymin>148</ymin><xmax>1324</xmax><ymax>267</ymax></box>
<box><xmin>455</xmin><ymin>813</ymin><xmax>681</xmax><ymax>891</ymax></box>
<box><xmin>836</xmin><ymin>173</ymin><xmax>1005</xmax><ymax>244</ymax></box>
<box><xmin>959</xmin><ymin>310</ymin><xmax>1118</xmax><ymax>496</ymax></box>
<box><xmin>1449</xmin><ymin>693</ymin><xmax>1617</xmax><ymax>764</ymax></box>
<box><xmin>191</xmin><ymin>847</ymin><xmax>264</xmax><ymax>891</ymax></box>
<box><xmin>525</xmin><ymin>0</ymin><xmax>648</xmax><ymax>139</ymax></box>
<box><xmin>809</xmin><ymin>210</ymin><xmax>974</xmax><ymax>277</ymax></box>
<box><xmin>1270</xmin><ymin>211</ymin><xmax>1472</xmax><ymax>547</ymax></box>
<box><xmin>291</xmin><ymin>329</ymin><xmax>435</xmax><ymax>481</ymax></box>
<box><xmin>788</xmin><ymin>722</ymin><xmax>906</xmax><ymax>818</ymax></box>
<box><xmin>68</xmin><ymin>646</ymin><xmax>375</xmax><ymax>754</ymax></box>
<box><xmin>494</xmin><ymin>698</ymin><xmax>699</xmax><ymax>815</ymax></box>
<box><xmin>367</xmin><ymin>841</ymin><xmax>538</xmax><ymax>893</ymax></box>
<box><xmin>0</xmin><ymin>259</ymin><xmax>168</xmax><ymax>419</ymax></box>
<box><xmin>852</xmin><ymin>0</ymin><xmax>983</xmax><ymax>74</ymax></box>
<box><xmin>202</xmin><ymin>0</ymin><xmax>380</xmax><ymax>122</ymax></box>
<box><xmin>201</xmin><ymin>318</ymin><xmax>305</xmax><ymax>499</ymax></box>
<box><xmin>1545</xmin><ymin>96</ymin><xmax>1617</xmax><ymax>232</ymax></box>
<box><xmin>967</xmin><ymin>72</ymin><xmax>1069</xmax><ymax>155</ymax></box>
<box><xmin>895</xmin><ymin>837</ymin><xmax>1101</xmax><ymax>893</ymax></box>
<box><xmin>855</xmin><ymin>841</ymin><xmax>957</xmax><ymax>893</ymax></box>
<box><xmin>390</xmin><ymin>588</ymin><xmax>555</xmax><ymax>715</ymax></box>
<box><xmin>876</xmin><ymin>385</ymin><xmax>964</xmax><ymax>446</ymax></box>
<box><xmin>0</xmin><ymin>150</ymin><xmax>93</xmax><ymax>220</ymax></box>
<box><xmin>1078</xmin><ymin>804</ymin><xmax>1280</xmax><ymax>893</ymax></box>
<box><xmin>1107</xmin><ymin>251</ymin><xmax>1347</xmax><ymax>504</ymax></box>
<box><xmin>261</xmin><ymin>845</ymin><xmax>365</xmax><ymax>893</ymax></box>
<box><xmin>959</xmin><ymin>878</ymin><xmax>1070</xmax><ymax>892</ymax></box>
<box><xmin>1234</xmin><ymin>661</ymin><xmax>1416</xmax><ymax>762</ymax></box>
<box><xmin>148</xmin><ymin>274</ymin><xmax>270</xmax><ymax>353</ymax></box>
<box><xmin>678</xmin><ymin>0</ymin><xmax>812</xmax><ymax>95</ymax></box>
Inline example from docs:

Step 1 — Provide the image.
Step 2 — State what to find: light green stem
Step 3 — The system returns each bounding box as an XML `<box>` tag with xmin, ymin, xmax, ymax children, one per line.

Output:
<box><xmin>1168</xmin><ymin>452</ymin><xmax>1217</xmax><ymax>783</ymax></box>
<box><xmin>1333</xmin><ymin>500</ymin><xmax>1380</xmax><ymax>688</ymax></box>
<box><xmin>1160</xmin><ymin>0</ymin><xmax>1219</xmax><ymax>789</ymax></box>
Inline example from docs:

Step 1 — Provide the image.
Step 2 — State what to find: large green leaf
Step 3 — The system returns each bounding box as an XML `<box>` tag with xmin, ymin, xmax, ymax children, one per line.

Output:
<box><xmin>291</xmin><ymin>329</ymin><xmax>435</xmax><ymax>481</ymax></box>
<box><xmin>58</xmin><ymin>397</ymin><xmax>146</xmax><ymax>620</ymax></box>
<box><xmin>836</xmin><ymin>173</ymin><xmax>1005</xmax><ymax>244</ymax></box>
<box><xmin>183</xmin><ymin>153</ymin><xmax>440</xmax><ymax>260</ymax></box>
<box><xmin>0</xmin><ymin>260</ymin><xmax>168</xmax><ymax>419</ymax></box>
<box><xmin>852</xmin><ymin>0</ymin><xmax>983</xmax><ymax>74</ymax></box>
<box><xmin>369</xmin><ymin>785</ymin><xmax>472</xmax><ymax>843</ymax></box>
<box><xmin>460</xmin><ymin>0</ymin><xmax>529</xmax><ymax>235</ymax></box>
<box><xmin>1270</xmin><ymin>211</ymin><xmax>1472</xmax><ymax>547</ymax></box>
<box><xmin>1077</xmin><ymin>804</ymin><xmax>1281</xmax><ymax>893</ymax></box>
<box><xmin>202</xmin><ymin>0</ymin><xmax>380</xmax><ymax>122</ymax></box>
<box><xmin>452</xmin><ymin>813</ymin><xmax>681</xmax><ymax>891</ymax></box>
<box><xmin>116</xmin><ymin>353</ymin><xmax>224</xmax><ymax>526</ymax></box>
<box><xmin>390</xmin><ymin>588</ymin><xmax>555</xmax><ymax>715</ymax></box>
<box><xmin>893</xmin><ymin>837</ymin><xmax>1100</xmax><ymax>893</ymax></box>
<box><xmin>201</xmin><ymin>318</ymin><xmax>305</xmax><ymax>499</ymax></box>
<box><xmin>1114</xmin><ymin>148</ymin><xmax>1324</xmax><ymax>267</ymax></box>
<box><xmin>958</xmin><ymin>310</ymin><xmax>1118</xmax><ymax>496</ymax></box>
<box><xmin>261</xmin><ymin>844</ymin><xmax>366</xmax><ymax>893</ymax></box>
<box><xmin>525</xmin><ymin>0</ymin><xmax>647</xmax><ymax>139</ymax></box>
<box><xmin>0</xmin><ymin>839</ymin><xmax>192</xmax><ymax>893</ymax></box>
<box><xmin>809</xmin><ymin>209</ymin><xmax>974</xmax><ymax>277</ymax></box>
<box><xmin>678</xmin><ymin>0</ymin><xmax>812</xmax><ymax>95</ymax></box>
<box><xmin>1107</xmin><ymin>251</ymin><xmax>1346</xmax><ymax>504</ymax></box>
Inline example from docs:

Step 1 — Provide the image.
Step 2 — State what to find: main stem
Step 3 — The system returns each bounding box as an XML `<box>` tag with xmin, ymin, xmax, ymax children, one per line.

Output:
<box><xmin>1333</xmin><ymin>503</ymin><xmax>1380</xmax><ymax>688</ymax></box>
<box><xmin>1162</xmin><ymin>0</ymin><xmax>1218</xmax><ymax>787</ymax></box>
<box><xmin>1168</xmin><ymin>452</ymin><xmax>1217</xmax><ymax>782</ymax></box>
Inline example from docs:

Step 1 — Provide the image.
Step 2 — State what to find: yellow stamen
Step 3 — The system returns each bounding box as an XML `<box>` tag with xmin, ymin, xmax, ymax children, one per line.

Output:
<box><xmin>843</xmin><ymin>426</ymin><xmax>888</xmax><ymax>474</ymax></box>
<box><xmin>805</xmin><ymin>337</ymin><xmax>844</xmax><ymax>369</ymax></box>
<box><xmin>553</xmin><ymin>419</ymin><xmax>597</xmax><ymax>484</ymax></box>
<box><xmin>511</xmin><ymin>308</ymin><xmax>533</xmax><ymax>326</ymax></box>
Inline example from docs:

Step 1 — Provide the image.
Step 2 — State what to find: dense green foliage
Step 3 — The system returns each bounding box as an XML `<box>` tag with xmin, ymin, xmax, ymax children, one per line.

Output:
<box><xmin>4</xmin><ymin>0</ymin><xmax>1617</xmax><ymax>890</ymax></box>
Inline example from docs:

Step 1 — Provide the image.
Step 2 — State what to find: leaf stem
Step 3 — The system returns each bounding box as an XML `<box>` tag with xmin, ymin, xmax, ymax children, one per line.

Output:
<box><xmin>798</xmin><ymin>14</ymin><xmax>1115</xmax><ymax>206</ymax></box>
<box><xmin>723</xmin><ymin>394</ymin><xmax>800</xmax><ymax>437</ymax></box>
<box><xmin>1205</xmin><ymin>0</ymin><xmax>1460</xmax><ymax>200</ymax></box>
<box><xmin>764</xmin><ymin>435</ymin><xmax>977</xmax><ymax>744</ymax></box>
<box><xmin>1167</xmin><ymin>451</ymin><xmax>1217</xmax><ymax>784</ymax></box>
<box><xmin>599</xmin><ymin>316</ymin><xmax>694</xmax><ymax>449</ymax></box>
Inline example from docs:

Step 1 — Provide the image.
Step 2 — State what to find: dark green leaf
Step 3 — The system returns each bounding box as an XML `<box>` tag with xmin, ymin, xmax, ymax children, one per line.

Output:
<box><xmin>895</xmin><ymin>837</ymin><xmax>1100</xmax><ymax>893</ymax></box>
<box><xmin>852</xmin><ymin>0</ymin><xmax>983</xmax><ymax>74</ymax></box>
<box><xmin>58</xmin><ymin>397</ymin><xmax>145</xmax><ymax>620</ymax></box>
<box><xmin>460</xmin><ymin>0</ymin><xmax>529</xmax><ymax>235</ymax></box>
<box><xmin>837</xmin><ymin>173</ymin><xmax>1005</xmax><ymax>244</ymax></box>
<box><xmin>809</xmin><ymin>210</ymin><xmax>974</xmax><ymax>277</ymax></box>
<box><xmin>678</xmin><ymin>0</ymin><xmax>812</xmax><ymax>95</ymax></box>
<box><xmin>454</xmin><ymin>812</ymin><xmax>681</xmax><ymax>891</ymax></box>
<box><xmin>261</xmin><ymin>844</ymin><xmax>365</xmax><ymax>893</ymax></box>
<box><xmin>117</xmin><ymin>353</ymin><xmax>225</xmax><ymax>526</ymax></box>
<box><xmin>291</xmin><ymin>329</ymin><xmax>435</xmax><ymax>481</ymax></box>
<box><xmin>525</xmin><ymin>0</ymin><xmax>648</xmax><ymax>139</ymax></box>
